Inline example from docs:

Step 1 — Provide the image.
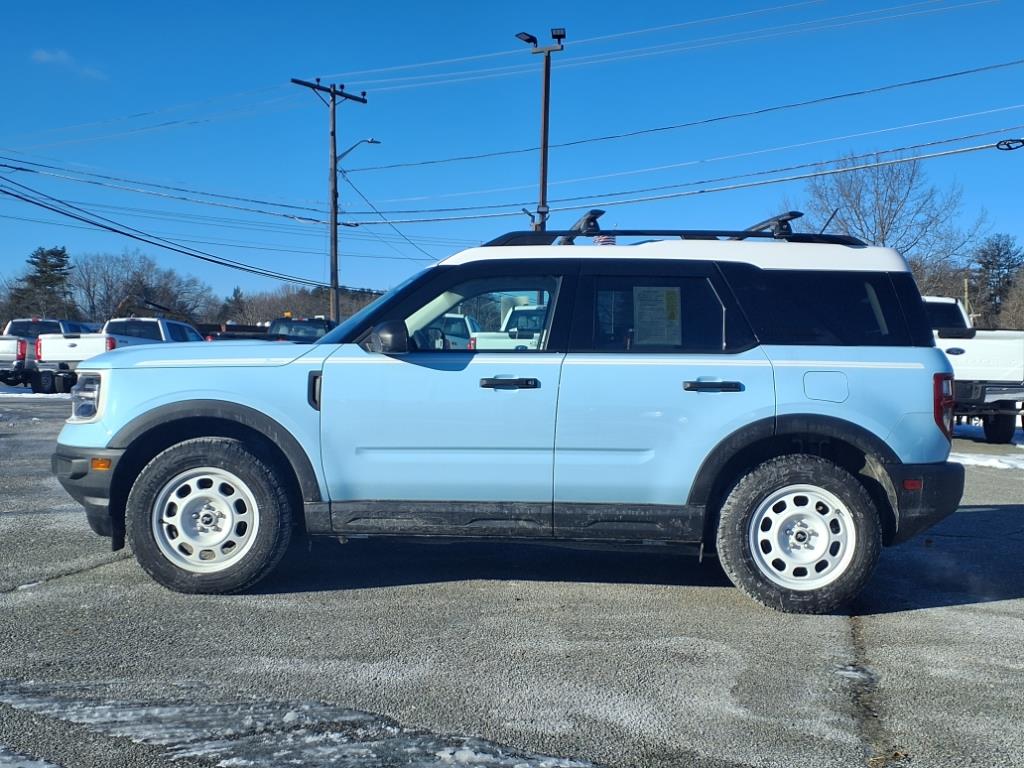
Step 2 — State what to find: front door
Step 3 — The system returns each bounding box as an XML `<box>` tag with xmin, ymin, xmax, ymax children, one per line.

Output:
<box><xmin>320</xmin><ymin>262</ymin><xmax>576</xmax><ymax>536</ymax></box>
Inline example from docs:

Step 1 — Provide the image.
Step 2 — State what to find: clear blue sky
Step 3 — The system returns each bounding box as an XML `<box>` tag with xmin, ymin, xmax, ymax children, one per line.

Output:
<box><xmin>1</xmin><ymin>0</ymin><xmax>1022</xmax><ymax>303</ymax></box>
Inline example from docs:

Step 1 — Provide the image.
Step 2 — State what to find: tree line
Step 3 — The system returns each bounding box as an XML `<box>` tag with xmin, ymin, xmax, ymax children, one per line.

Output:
<box><xmin>0</xmin><ymin>248</ymin><xmax>381</xmax><ymax>326</ymax></box>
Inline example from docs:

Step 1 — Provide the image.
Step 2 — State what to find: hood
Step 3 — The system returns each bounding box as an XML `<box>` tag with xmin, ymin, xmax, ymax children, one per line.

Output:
<box><xmin>83</xmin><ymin>340</ymin><xmax>318</xmax><ymax>370</ymax></box>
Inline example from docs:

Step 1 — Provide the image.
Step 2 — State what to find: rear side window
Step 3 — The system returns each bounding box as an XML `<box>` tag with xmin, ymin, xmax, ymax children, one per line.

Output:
<box><xmin>722</xmin><ymin>266</ymin><xmax>916</xmax><ymax>347</ymax></box>
<box><xmin>105</xmin><ymin>320</ymin><xmax>163</xmax><ymax>340</ymax></box>
<box><xmin>588</xmin><ymin>276</ymin><xmax>726</xmax><ymax>352</ymax></box>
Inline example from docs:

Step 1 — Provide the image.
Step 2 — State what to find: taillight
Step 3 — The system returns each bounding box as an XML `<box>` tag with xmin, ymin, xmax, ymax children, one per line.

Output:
<box><xmin>467</xmin><ymin>337</ymin><xmax>476</xmax><ymax>350</ymax></box>
<box><xmin>35</xmin><ymin>337</ymin><xmax>43</xmax><ymax>362</ymax></box>
<box><xmin>105</xmin><ymin>336</ymin><xmax>117</xmax><ymax>351</ymax></box>
<box><xmin>933</xmin><ymin>373</ymin><xmax>954</xmax><ymax>440</ymax></box>
<box><xmin>15</xmin><ymin>339</ymin><xmax>26</xmax><ymax>361</ymax></box>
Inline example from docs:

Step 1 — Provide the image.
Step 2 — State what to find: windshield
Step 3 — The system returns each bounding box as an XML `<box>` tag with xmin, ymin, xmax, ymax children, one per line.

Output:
<box><xmin>267</xmin><ymin>319</ymin><xmax>332</xmax><ymax>339</ymax></box>
<box><xmin>317</xmin><ymin>267</ymin><xmax>435</xmax><ymax>345</ymax></box>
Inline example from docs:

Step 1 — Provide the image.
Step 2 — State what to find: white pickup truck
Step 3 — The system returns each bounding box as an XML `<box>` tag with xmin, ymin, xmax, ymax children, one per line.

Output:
<box><xmin>34</xmin><ymin>317</ymin><xmax>204</xmax><ymax>393</ymax></box>
<box><xmin>467</xmin><ymin>304</ymin><xmax>549</xmax><ymax>351</ymax></box>
<box><xmin>924</xmin><ymin>296</ymin><xmax>1024</xmax><ymax>442</ymax></box>
<box><xmin>0</xmin><ymin>319</ymin><xmax>93</xmax><ymax>391</ymax></box>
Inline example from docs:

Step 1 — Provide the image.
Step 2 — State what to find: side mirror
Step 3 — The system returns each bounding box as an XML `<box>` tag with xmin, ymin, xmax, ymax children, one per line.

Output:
<box><xmin>369</xmin><ymin>321</ymin><xmax>409</xmax><ymax>354</ymax></box>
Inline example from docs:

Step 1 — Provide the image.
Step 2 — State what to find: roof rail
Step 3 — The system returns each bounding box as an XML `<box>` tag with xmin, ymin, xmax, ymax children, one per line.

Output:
<box><xmin>482</xmin><ymin>228</ymin><xmax>865</xmax><ymax>247</ymax></box>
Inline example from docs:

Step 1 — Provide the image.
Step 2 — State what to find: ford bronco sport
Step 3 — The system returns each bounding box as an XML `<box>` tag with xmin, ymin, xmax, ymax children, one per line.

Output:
<box><xmin>52</xmin><ymin>211</ymin><xmax>964</xmax><ymax>613</ymax></box>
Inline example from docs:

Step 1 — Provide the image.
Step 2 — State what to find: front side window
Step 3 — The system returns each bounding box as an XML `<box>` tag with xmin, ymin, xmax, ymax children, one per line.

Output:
<box><xmin>404</xmin><ymin>275</ymin><xmax>560</xmax><ymax>352</ymax></box>
<box><xmin>167</xmin><ymin>324</ymin><xmax>189</xmax><ymax>342</ymax></box>
<box><xmin>587</xmin><ymin>276</ymin><xmax>726</xmax><ymax>353</ymax></box>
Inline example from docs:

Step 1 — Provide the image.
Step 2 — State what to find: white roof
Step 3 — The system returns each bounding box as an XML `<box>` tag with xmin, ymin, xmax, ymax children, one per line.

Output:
<box><xmin>440</xmin><ymin>240</ymin><xmax>909</xmax><ymax>272</ymax></box>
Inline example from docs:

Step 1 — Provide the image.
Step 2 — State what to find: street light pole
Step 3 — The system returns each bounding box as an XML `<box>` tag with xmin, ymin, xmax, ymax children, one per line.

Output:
<box><xmin>517</xmin><ymin>28</ymin><xmax>565</xmax><ymax>232</ymax></box>
<box><xmin>291</xmin><ymin>77</ymin><xmax>368</xmax><ymax>321</ymax></box>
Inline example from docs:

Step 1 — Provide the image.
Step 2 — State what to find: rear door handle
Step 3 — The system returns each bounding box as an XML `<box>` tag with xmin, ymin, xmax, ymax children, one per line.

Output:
<box><xmin>683</xmin><ymin>380</ymin><xmax>744</xmax><ymax>392</ymax></box>
<box><xmin>480</xmin><ymin>377</ymin><xmax>540</xmax><ymax>390</ymax></box>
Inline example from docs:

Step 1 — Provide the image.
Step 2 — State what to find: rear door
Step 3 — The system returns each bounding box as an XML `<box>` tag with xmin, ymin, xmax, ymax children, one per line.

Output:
<box><xmin>553</xmin><ymin>259</ymin><xmax>775</xmax><ymax>540</ymax></box>
<box><xmin>320</xmin><ymin>259</ymin><xmax>578</xmax><ymax>536</ymax></box>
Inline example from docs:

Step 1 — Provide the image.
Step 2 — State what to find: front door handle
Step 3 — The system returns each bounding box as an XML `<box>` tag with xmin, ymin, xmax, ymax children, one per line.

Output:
<box><xmin>480</xmin><ymin>377</ymin><xmax>540</xmax><ymax>390</ymax></box>
<box><xmin>683</xmin><ymin>380</ymin><xmax>744</xmax><ymax>392</ymax></box>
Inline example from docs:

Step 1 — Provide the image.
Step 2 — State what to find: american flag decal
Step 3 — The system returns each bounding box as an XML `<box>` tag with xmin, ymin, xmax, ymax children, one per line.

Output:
<box><xmin>593</xmin><ymin>234</ymin><xmax>616</xmax><ymax>245</ymax></box>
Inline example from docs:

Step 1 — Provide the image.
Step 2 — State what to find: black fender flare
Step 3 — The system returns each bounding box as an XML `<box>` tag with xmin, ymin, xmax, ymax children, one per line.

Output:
<box><xmin>687</xmin><ymin>414</ymin><xmax>901</xmax><ymax>508</ymax></box>
<box><xmin>108</xmin><ymin>399</ymin><xmax>322</xmax><ymax>502</ymax></box>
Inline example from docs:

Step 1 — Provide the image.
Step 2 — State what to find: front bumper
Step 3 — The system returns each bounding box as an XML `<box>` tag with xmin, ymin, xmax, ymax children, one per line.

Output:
<box><xmin>886</xmin><ymin>460</ymin><xmax>965</xmax><ymax>544</ymax></box>
<box><xmin>52</xmin><ymin>444</ymin><xmax>125</xmax><ymax>538</ymax></box>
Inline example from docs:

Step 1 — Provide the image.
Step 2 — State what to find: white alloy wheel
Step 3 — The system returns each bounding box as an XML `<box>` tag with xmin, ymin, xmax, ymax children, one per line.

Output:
<box><xmin>151</xmin><ymin>467</ymin><xmax>261</xmax><ymax>573</ymax></box>
<box><xmin>747</xmin><ymin>483</ymin><xmax>856</xmax><ymax>591</ymax></box>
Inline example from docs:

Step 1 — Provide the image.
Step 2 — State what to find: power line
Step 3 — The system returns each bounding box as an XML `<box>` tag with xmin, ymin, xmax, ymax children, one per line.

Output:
<box><xmin>0</xmin><ymin>162</ymin><xmax>329</xmax><ymax>223</ymax></box>
<box><xmin>330</xmin><ymin>126</ymin><xmax>1024</xmax><ymax>216</ymax></box>
<box><xmin>347</xmin><ymin>56</ymin><xmax>1024</xmax><ymax>173</ymax></box>
<box><xmin>340</xmin><ymin>171</ymin><xmax>435</xmax><ymax>259</ymax></box>
<box><xmin>0</xmin><ymin>178</ymin><xmax>329</xmax><ymax>287</ymax></box>
<box><xmin>0</xmin><ymin>211</ymin><xmax>437</xmax><ymax>262</ymax></box>
<box><xmin>0</xmin><ymin>154</ymin><xmax>325</xmax><ymax>213</ymax></box>
<box><xmin>364</xmin><ymin>0</ymin><xmax>995</xmax><ymax>93</ymax></box>
<box><xmin>357</xmin><ymin>1</ymin><xmax>942</xmax><ymax>88</ymax></box>
<box><xmin>317</xmin><ymin>1</ymin><xmax>823</xmax><ymax>80</ymax></box>
<box><xmin>342</xmin><ymin>140</ymin><xmax>1004</xmax><ymax>225</ymax></box>
<box><xmin>373</xmin><ymin>102</ymin><xmax>1024</xmax><ymax>204</ymax></box>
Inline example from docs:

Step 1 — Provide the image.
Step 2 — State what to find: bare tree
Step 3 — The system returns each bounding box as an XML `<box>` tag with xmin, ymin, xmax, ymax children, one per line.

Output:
<box><xmin>70</xmin><ymin>250</ymin><xmax>218</xmax><ymax>322</ymax></box>
<box><xmin>799</xmin><ymin>155</ymin><xmax>985</xmax><ymax>294</ymax></box>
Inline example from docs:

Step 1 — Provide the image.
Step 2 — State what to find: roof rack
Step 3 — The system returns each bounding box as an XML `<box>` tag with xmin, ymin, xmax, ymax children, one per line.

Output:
<box><xmin>482</xmin><ymin>209</ymin><xmax>866</xmax><ymax>247</ymax></box>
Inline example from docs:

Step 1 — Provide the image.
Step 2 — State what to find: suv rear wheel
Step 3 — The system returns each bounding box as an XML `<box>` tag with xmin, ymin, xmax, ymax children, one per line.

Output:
<box><xmin>126</xmin><ymin>438</ymin><xmax>292</xmax><ymax>593</ymax></box>
<box><xmin>716</xmin><ymin>454</ymin><xmax>881</xmax><ymax>614</ymax></box>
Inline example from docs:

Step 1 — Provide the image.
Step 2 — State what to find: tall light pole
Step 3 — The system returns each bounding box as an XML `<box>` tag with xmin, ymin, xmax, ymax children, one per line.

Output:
<box><xmin>516</xmin><ymin>28</ymin><xmax>565</xmax><ymax>232</ymax></box>
<box><xmin>291</xmin><ymin>77</ymin><xmax>368</xmax><ymax>321</ymax></box>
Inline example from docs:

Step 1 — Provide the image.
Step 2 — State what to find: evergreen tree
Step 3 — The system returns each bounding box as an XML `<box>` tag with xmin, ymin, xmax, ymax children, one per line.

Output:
<box><xmin>972</xmin><ymin>234</ymin><xmax>1024</xmax><ymax>327</ymax></box>
<box><xmin>8</xmin><ymin>246</ymin><xmax>78</xmax><ymax>318</ymax></box>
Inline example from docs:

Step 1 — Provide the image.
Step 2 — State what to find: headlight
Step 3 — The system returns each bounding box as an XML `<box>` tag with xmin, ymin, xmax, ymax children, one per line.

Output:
<box><xmin>69</xmin><ymin>372</ymin><xmax>102</xmax><ymax>422</ymax></box>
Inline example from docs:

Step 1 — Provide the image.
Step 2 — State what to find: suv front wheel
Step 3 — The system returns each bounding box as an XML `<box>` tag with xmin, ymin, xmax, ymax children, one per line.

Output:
<box><xmin>126</xmin><ymin>438</ymin><xmax>293</xmax><ymax>593</ymax></box>
<box><xmin>716</xmin><ymin>455</ymin><xmax>881</xmax><ymax>614</ymax></box>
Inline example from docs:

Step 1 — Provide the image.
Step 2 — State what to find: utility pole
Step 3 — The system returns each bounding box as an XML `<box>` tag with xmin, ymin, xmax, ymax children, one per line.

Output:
<box><xmin>291</xmin><ymin>77</ymin><xmax>368</xmax><ymax>322</ymax></box>
<box><xmin>516</xmin><ymin>28</ymin><xmax>565</xmax><ymax>232</ymax></box>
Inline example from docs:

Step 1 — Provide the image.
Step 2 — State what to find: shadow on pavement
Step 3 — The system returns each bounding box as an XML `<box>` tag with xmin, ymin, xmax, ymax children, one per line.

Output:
<box><xmin>259</xmin><ymin>536</ymin><xmax>732</xmax><ymax>595</ymax></box>
<box><xmin>851</xmin><ymin>503</ymin><xmax>1024</xmax><ymax>615</ymax></box>
<box><xmin>258</xmin><ymin>505</ymin><xmax>1024</xmax><ymax>614</ymax></box>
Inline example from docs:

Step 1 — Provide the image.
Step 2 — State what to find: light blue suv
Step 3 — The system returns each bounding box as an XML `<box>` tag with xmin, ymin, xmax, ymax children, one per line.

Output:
<box><xmin>52</xmin><ymin>215</ymin><xmax>964</xmax><ymax>613</ymax></box>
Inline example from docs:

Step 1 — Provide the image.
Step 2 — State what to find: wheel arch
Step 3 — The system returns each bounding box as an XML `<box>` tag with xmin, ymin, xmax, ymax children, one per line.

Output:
<box><xmin>106</xmin><ymin>400</ymin><xmax>321</xmax><ymax>542</ymax></box>
<box><xmin>689</xmin><ymin>415</ymin><xmax>901</xmax><ymax>547</ymax></box>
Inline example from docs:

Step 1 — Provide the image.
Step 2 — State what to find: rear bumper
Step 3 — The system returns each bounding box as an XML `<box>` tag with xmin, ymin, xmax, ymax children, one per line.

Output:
<box><xmin>52</xmin><ymin>444</ymin><xmax>125</xmax><ymax>538</ymax></box>
<box><xmin>886</xmin><ymin>460</ymin><xmax>965</xmax><ymax>544</ymax></box>
<box><xmin>954</xmin><ymin>380</ymin><xmax>1024</xmax><ymax>408</ymax></box>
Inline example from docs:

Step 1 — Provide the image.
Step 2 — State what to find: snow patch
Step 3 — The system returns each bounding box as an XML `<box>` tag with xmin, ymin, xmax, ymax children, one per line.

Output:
<box><xmin>949</xmin><ymin>452</ymin><xmax>1024</xmax><ymax>470</ymax></box>
<box><xmin>0</xmin><ymin>682</ymin><xmax>599</xmax><ymax>768</ymax></box>
<box><xmin>0</xmin><ymin>745</ymin><xmax>59</xmax><ymax>768</ymax></box>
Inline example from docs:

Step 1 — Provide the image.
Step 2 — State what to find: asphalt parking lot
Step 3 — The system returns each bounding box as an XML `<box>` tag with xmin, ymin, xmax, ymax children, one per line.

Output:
<box><xmin>1</xmin><ymin>391</ymin><xmax>1022</xmax><ymax>768</ymax></box>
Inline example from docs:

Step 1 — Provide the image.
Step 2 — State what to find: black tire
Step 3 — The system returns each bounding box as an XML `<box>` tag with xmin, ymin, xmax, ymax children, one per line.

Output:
<box><xmin>715</xmin><ymin>454</ymin><xmax>882</xmax><ymax>614</ymax></box>
<box><xmin>981</xmin><ymin>413</ymin><xmax>1017</xmax><ymax>444</ymax></box>
<box><xmin>125</xmin><ymin>437</ymin><xmax>293</xmax><ymax>593</ymax></box>
<box><xmin>30</xmin><ymin>370</ymin><xmax>56</xmax><ymax>394</ymax></box>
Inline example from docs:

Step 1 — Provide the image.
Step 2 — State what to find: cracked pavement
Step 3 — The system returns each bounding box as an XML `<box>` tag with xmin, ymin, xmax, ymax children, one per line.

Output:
<box><xmin>1</xmin><ymin>395</ymin><xmax>1022</xmax><ymax>767</ymax></box>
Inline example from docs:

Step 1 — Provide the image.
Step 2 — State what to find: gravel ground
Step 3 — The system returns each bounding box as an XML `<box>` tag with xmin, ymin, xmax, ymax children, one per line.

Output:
<box><xmin>0</xmin><ymin>392</ymin><xmax>1021</xmax><ymax>768</ymax></box>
